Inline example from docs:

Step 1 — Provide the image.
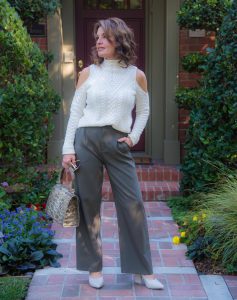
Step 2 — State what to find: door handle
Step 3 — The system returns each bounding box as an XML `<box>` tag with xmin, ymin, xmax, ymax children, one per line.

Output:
<box><xmin>78</xmin><ymin>59</ymin><xmax>84</xmax><ymax>79</ymax></box>
<box><xmin>78</xmin><ymin>59</ymin><xmax>84</xmax><ymax>69</ymax></box>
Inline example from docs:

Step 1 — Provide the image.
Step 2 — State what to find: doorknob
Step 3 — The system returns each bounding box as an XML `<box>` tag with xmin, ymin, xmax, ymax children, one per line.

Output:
<box><xmin>78</xmin><ymin>59</ymin><xmax>84</xmax><ymax>69</ymax></box>
<box><xmin>77</xmin><ymin>59</ymin><xmax>84</xmax><ymax>79</ymax></box>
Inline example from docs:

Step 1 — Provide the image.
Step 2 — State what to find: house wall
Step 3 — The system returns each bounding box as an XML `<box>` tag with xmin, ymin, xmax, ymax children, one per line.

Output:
<box><xmin>31</xmin><ymin>3</ymin><xmax>216</xmax><ymax>164</ymax></box>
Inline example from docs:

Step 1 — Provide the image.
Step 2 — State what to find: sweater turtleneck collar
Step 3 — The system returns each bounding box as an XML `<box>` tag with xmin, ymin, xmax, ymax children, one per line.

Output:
<box><xmin>102</xmin><ymin>59</ymin><xmax>127</xmax><ymax>69</ymax></box>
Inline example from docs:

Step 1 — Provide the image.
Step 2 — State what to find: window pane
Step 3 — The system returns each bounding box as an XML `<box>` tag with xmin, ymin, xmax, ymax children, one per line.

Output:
<box><xmin>99</xmin><ymin>0</ymin><xmax>113</xmax><ymax>9</ymax></box>
<box><xmin>114</xmin><ymin>0</ymin><xmax>128</xmax><ymax>9</ymax></box>
<box><xmin>84</xmin><ymin>0</ymin><xmax>142</xmax><ymax>10</ymax></box>
<box><xmin>84</xmin><ymin>0</ymin><xmax>97</xmax><ymax>9</ymax></box>
<box><xmin>130</xmin><ymin>0</ymin><xmax>142</xmax><ymax>9</ymax></box>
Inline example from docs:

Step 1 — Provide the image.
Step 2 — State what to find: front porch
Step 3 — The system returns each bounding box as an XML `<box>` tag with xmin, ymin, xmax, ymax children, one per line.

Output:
<box><xmin>47</xmin><ymin>0</ymin><xmax>181</xmax><ymax>165</ymax></box>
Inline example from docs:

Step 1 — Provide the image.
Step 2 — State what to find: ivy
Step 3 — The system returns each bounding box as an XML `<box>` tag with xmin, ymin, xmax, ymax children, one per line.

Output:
<box><xmin>180</xmin><ymin>0</ymin><xmax>237</xmax><ymax>193</ymax></box>
<box><xmin>181</xmin><ymin>52</ymin><xmax>207</xmax><ymax>73</ymax></box>
<box><xmin>175</xmin><ymin>87</ymin><xmax>203</xmax><ymax>110</ymax></box>
<box><xmin>177</xmin><ymin>0</ymin><xmax>233</xmax><ymax>31</ymax></box>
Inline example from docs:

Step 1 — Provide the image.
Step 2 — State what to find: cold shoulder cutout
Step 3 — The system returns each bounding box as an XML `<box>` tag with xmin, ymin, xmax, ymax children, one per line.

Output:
<box><xmin>136</xmin><ymin>69</ymin><xmax>148</xmax><ymax>93</ymax></box>
<box><xmin>76</xmin><ymin>67</ymin><xmax>90</xmax><ymax>89</ymax></box>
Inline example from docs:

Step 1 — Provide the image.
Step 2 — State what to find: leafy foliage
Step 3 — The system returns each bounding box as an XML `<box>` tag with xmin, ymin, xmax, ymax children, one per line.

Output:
<box><xmin>0</xmin><ymin>0</ymin><xmax>61</xmax><ymax>168</ymax></box>
<box><xmin>186</xmin><ymin>236</ymin><xmax>213</xmax><ymax>260</ymax></box>
<box><xmin>169</xmin><ymin>176</ymin><xmax>237</xmax><ymax>273</ymax></box>
<box><xmin>8</xmin><ymin>0</ymin><xmax>61</xmax><ymax>28</ymax></box>
<box><xmin>175</xmin><ymin>87</ymin><xmax>202</xmax><ymax>110</ymax></box>
<box><xmin>0</xmin><ymin>207</ymin><xmax>62</xmax><ymax>274</ymax></box>
<box><xmin>177</xmin><ymin>0</ymin><xmax>233</xmax><ymax>31</ymax></box>
<box><xmin>202</xmin><ymin>178</ymin><xmax>237</xmax><ymax>271</ymax></box>
<box><xmin>176</xmin><ymin>52</ymin><xmax>209</xmax><ymax>110</ymax></box>
<box><xmin>181</xmin><ymin>52</ymin><xmax>207</xmax><ymax>73</ymax></box>
<box><xmin>0</xmin><ymin>167</ymin><xmax>58</xmax><ymax>209</ymax></box>
<box><xmin>180</xmin><ymin>0</ymin><xmax>237</xmax><ymax>193</ymax></box>
<box><xmin>0</xmin><ymin>277</ymin><xmax>30</xmax><ymax>300</ymax></box>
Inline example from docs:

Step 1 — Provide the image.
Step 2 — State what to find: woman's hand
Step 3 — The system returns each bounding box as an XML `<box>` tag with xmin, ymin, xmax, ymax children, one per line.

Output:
<box><xmin>62</xmin><ymin>154</ymin><xmax>76</xmax><ymax>169</ymax></box>
<box><xmin>117</xmin><ymin>136</ymin><xmax>133</xmax><ymax>148</ymax></box>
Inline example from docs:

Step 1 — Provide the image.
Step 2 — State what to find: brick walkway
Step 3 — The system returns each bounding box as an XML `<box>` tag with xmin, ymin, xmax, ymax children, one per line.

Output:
<box><xmin>26</xmin><ymin>201</ymin><xmax>213</xmax><ymax>300</ymax></box>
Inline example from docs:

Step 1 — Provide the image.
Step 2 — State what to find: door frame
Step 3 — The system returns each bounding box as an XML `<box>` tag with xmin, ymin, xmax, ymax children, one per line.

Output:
<box><xmin>47</xmin><ymin>0</ymin><xmax>180</xmax><ymax>164</ymax></box>
<box><xmin>145</xmin><ymin>0</ymin><xmax>180</xmax><ymax>164</ymax></box>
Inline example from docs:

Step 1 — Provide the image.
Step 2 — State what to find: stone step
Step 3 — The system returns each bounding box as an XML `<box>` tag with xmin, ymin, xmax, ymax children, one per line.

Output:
<box><xmin>104</xmin><ymin>164</ymin><xmax>181</xmax><ymax>182</ymax></box>
<box><xmin>102</xmin><ymin>180</ymin><xmax>180</xmax><ymax>201</ymax></box>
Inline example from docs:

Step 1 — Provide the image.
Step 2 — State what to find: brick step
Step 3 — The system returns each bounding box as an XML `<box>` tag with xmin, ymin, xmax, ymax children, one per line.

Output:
<box><xmin>102</xmin><ymin>180</ymin><xmax>180</xmax><ymax>201</ymax></box>
<box><xmin>104</xmin><ymin>165</ymin><xmax>181</xmax><ymax>182</ymax></box>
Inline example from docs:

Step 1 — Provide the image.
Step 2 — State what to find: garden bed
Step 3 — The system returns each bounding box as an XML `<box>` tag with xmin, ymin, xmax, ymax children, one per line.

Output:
<box><xmin>194</xmin><ymin>258</ymin><xmax>227</xmax><ymax>275</ymax></box>
<box><xmin>168</xmin><ymin>179</ymin><xmax>237</xmax><ymax>277</ymax></box>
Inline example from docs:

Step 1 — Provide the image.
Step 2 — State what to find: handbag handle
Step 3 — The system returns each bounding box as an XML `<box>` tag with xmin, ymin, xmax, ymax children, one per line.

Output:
<box><xmin>59</xmin><ymin>160</ymin><xmax>80</xmax><ymax>190</ymax></box>
<box><xmin>59</xmin><ymin>168</ymin><xmax>74</xmax><ymax>191</ymax></box>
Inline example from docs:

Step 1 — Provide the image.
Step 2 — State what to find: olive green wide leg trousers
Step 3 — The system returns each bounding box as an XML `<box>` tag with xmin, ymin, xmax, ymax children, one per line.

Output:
<box><xmin>74</xmin><ymin>126</ymin><xmax>153</xmax><ymax>274</ymax></box>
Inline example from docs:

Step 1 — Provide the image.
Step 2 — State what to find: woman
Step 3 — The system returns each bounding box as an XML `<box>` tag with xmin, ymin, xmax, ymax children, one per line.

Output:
<box><xmin>62</xmin><ymin>17</ymin><xmax>164</xmax><ymax>290</ymax></box>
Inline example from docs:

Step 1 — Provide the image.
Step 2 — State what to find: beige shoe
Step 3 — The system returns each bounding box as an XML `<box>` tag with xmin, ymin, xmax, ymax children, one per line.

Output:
<box><xmin>89</xmin><ymin>273</ymin><xmax>104</xmax><ymax>289</ymax></box>
<box><xmin>134</xmin><ymin>274</ymin><xmax>164</xmax><ymax>289</ymax></box>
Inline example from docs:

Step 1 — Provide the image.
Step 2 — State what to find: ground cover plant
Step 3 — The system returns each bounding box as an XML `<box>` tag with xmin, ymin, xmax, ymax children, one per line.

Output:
<box><xmin>169</xmin><ymin>175</ymin><xmax>237</xmax><ymax>274</ymax></box>
<box><xmin>0</xmin><ymin>276</ymin><xmax>31</xmax><ymax>300</ymax></box>
<box><xmin>0</xmin><ymin>206</ymin><xmax>62</xmax><ymax>275</ymax></box>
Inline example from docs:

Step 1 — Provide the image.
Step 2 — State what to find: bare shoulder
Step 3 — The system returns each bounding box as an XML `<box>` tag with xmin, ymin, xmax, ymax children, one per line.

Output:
<box><xmin>136</xmin><ymin>68</ymin><xmax>148</xmax><ymax>92</ymax></box>
<box><xmin>76</xmin><ymin>67</ymin><xmax>90</xmax><ymax>89</ymax></box>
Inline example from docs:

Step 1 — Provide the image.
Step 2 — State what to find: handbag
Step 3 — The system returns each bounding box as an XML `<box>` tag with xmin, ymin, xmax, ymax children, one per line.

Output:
<box><xmin>46</xmin><ymin>165</ymin><xmax>80</xmax><ymax>227</ymax></box>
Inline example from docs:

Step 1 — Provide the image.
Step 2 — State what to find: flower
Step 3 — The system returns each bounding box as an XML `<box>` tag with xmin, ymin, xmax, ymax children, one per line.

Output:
<box><xmin>180</xmin><ymin>231</ymin><xmax>186</xmax><ymax>238</ymax></box>
<box><xmin>1</xmin><ymin>182</ymin><xmax>9</xmax><ymax>187</ymax></box>
<box><xmin>192</xmin><ymin>215</ymin><xmax>198</xmax><ymax>221</ymax></box>
<box><xmin>172</xmin><ymin>236</ymin><xmax>180</xmax><ymax>245</ymax></box>
<box><xmin>202</xmin><ymin>213</ymin><xmax>207</xmax><ymax>219</ymax></box>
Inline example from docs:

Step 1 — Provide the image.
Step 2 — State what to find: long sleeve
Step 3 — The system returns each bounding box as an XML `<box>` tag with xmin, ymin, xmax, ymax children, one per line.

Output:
<box><xmin>62</xmin><ymin>85</ymin><xmax>87</xmax><ymax>155</ymax></box>
<box><xmin>128</xmin><ymin>83</ymin><xmax>150</xmax><ymax>146</ymax></box>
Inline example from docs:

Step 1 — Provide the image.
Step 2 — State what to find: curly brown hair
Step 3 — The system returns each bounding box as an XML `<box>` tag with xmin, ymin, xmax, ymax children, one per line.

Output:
<box><xmin>91</xmin><ymin>17</ymin><xmax>137</xmax><ymax>67</ymax></box>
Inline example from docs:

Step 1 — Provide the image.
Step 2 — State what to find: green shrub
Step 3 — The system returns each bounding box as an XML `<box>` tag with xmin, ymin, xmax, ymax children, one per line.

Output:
<box><xmin>175</xmin><ymin>87</ymin><xmax>202</xmax><ymax>110</ymax></box>
<box><xmin>0</xmin><ymin>207</ymin><xmax>62</xmax><ymax>274</ymax></box>
<box><xmin>181</xmin><ymin>52</ymin><xmax>207</xmax><ymax>73</ymax></box>
<box><xmin>176</xmin><ymin>53</ymin><xmax>208</xmax><ymax>110</ymax></box>
<box><xmin>177</xmin><ymin>0</ymin><xmax>233</xmax><ymax>31</ymax></box>
<box><xmin>180</xmin><ymin>0</ymin><xmax>237</xmax><ymax>193</ymax></box>
<box><xmin>0</xmin><ymin>186</ymin><xmax>11</xmax><ymax>211</ymax></box>
<box><xmin>0</xmin><ymin>0</ymin><xmax>61</xmax><ymax>168</ymax></box>
<box><xmin>0</xmin><ymin>167</ymin><xmax>58</xmax><ymax>210</ymax></box>
<box><xmin>8</xmin><ymin>0</ymin><xmax>61</xmax><ymax>28</ymax></box>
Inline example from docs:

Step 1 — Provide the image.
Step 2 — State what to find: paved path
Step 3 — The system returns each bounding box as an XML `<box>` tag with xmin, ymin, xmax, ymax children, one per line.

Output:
<box><xmin>26</xmin><ymin>202</ymin><xmax>237</xmax><ymax>300</ymax></box>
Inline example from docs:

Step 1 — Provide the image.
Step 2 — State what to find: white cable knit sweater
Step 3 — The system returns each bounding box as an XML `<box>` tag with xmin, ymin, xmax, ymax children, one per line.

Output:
<box><xmin>62</xmin><ymin>59</ymin><xmax>150</xmax><ymax>155</ymax></box>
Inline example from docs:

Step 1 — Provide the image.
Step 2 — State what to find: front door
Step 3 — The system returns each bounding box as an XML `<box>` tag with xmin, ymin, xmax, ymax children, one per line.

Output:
<box><xmin>75</xmin><ymin>0</ymin><xmax>146</xmax><ymax>151</ymax></box>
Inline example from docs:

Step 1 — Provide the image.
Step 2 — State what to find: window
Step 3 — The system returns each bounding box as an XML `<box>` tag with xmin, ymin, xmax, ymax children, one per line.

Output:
<box><xmin>84</xmin><ymin>0</ymin><xmax>143</xmax><ymax>10</ymax></box>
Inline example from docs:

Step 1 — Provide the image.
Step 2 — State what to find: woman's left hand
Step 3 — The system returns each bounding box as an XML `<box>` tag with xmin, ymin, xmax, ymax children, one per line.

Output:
<box><xmin>117</xmin><ymin>136</ymin><xmax>133</xmax><ymax>148</ymax></box>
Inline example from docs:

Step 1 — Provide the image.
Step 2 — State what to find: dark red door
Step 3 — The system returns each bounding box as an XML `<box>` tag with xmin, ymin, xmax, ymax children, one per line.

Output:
<box><xmin>75</xmin><ymin>0</ymin><xmax>146</xmax><ymax>151</ymax></box>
